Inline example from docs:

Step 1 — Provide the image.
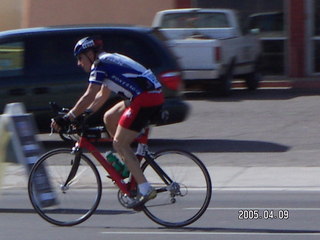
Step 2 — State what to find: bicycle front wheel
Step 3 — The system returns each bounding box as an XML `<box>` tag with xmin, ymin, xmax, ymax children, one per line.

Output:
<box><xmin>28</xmin><ymin>148</ymin><xmax>102</xmax><ymax>226</ymax></box>
<box><xmin>142</xmin><ymin>149</ymin><xmax>212</xmax><ymax>227</ymax></box>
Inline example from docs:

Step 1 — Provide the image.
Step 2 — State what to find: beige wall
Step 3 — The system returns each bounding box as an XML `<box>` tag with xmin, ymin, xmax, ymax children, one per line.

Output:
<box><xmin>0</xmin><ymin>0</ymin><xmax>176</xmax><ymax>31</ymax></box>
<box><xmin>0</xmin><ymin>0</ymin><xmax>23</xmax><ymax>31</ymax></box>
<box><xmin>22</xmin><ymin>0</ymin><xmax>175</xmax><ymax>28</ymax></box>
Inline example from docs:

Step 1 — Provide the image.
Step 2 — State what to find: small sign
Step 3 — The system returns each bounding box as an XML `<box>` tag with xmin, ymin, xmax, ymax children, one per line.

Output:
<box><xmin>0</xmin><ymin>119</ymin><xmax>10</xmax><ymax>191</ymax></box>
<box><xmin>1</xmin><ymin>103</ymin><xmax>56</xmax><ymax>206</ymax></box>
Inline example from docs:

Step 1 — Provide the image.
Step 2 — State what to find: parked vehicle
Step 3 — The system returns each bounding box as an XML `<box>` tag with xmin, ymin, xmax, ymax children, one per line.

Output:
<box><xmin>152</xmin><ymin>8</ymin><xmax>262</xmax><ymax>95</ymax></box>
<box><xmin>246</xmin><ymin>12</ymin><xmax>285</xmax><ymax>75</ymax></box>
<box><xmin>0</xmin><ymin>25</ymin><xmax>189</xmax><ymax>132</ymax></box>
<box><xmin>246</xmin><ymin>11</ymin><xmax>284</xmax><ymax>36</ymax></box>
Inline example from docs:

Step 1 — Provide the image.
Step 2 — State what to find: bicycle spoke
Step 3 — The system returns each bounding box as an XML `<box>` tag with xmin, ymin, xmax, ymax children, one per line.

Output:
<box><xmin>142</xmin><ymin>150</ymin><xmax>212</xmax><ymax>227</ymax></box>
<box><xmin>28</xmin><ymin>149</ymin><xmax>102</xmax><ymax>226</ymax></box>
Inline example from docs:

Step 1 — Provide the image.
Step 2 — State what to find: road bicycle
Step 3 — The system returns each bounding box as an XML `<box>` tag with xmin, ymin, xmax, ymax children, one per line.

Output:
<box><xmin>28</xmin><ymin>108</ymin><xmax>212</xmax><ymax>227</ymax></box>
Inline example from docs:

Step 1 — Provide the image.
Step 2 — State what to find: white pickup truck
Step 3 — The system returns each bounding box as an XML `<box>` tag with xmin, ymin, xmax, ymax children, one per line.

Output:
<box><xmin>152</xmin><ymin>8</ymin><xmax>262</xmax><ymax>95</ymax></box>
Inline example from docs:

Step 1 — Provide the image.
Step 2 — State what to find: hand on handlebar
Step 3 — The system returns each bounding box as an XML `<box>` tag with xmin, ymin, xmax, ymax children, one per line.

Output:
<box><xmin>51</xmin><ymin>115</ymin><xmax>72</xmax><ymax>133</ymax></box>
<box><xmin>49</xmin><ymin>101</ymin><xmax>94</xmax><ymax>134</ymax></box>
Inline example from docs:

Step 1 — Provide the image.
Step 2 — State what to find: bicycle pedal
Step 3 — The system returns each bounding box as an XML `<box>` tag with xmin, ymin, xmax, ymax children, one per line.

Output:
<box><xmin>130</xmin><ymin>190</ymin><xmax>138</xmax><ymax>197</ymax></box>
<box><xmin>133</xmin><ymin>205</ymin><xmax>144</xmax><ymax>212</ymax></box>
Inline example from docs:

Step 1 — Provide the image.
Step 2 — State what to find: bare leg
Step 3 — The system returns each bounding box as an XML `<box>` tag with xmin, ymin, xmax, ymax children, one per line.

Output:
<box><xmin>104</xmin><ymin>101</ymin><xmax>146</xmax><ymax>183</ymax></box>
<box><xmin>113</xmin><ymin>125</ymin><xmax>147</xmax><ymax>184</ymax></box>
<box><xmin>103</xmin><ymin>101</ymin><xmax>126</xmax><ymax>137</ymax></box>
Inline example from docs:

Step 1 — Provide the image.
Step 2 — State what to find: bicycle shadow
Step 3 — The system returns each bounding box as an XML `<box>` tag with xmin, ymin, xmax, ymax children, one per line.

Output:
<box><xmin>100</xmin><ymin>225</ymin><xmax>320</xmax><ymax>234</ymax></box>
<box><xmin>148</xmin><ymin>139</ymin><xmax>289</xmax><ymax>153</ymax></box>
<box><xmin>0</xmin><ymin>208</ymin><xmax>134</xmax><ymax>215</ymax></box>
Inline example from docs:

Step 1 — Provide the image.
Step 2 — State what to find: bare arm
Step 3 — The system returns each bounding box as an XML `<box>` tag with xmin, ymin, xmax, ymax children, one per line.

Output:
<box><xmin>87</xmin><ymin>85</ymin><xmax>111</xmax><ymax>113</ymax></box>
<box><xmin>69</xmin><ymin>83</ymin><xmax>102</xmax><ymax>117</ymax></box>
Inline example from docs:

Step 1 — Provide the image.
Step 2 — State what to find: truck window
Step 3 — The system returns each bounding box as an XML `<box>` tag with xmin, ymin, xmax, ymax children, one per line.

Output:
<box><xmin>161</xmin><ymin>12</ymin><xmax>230</xmax><ymax>28</ymax></box>
<box><xmin>247</xmin><ymin>12</ymin><xmax>284</xmax><ymax>37</ymax></box>
<box><xmin>0</xmin><ymin>42</ymin><xmax>24</xmax><ymax>77</ymax></box>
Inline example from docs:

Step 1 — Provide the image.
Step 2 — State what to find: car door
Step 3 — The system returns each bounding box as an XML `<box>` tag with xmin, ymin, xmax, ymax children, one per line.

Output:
<box><xmin>23</xmin><ymin>34</ymin><xmax>88</xmax><ymax>113</ymax></box>
<box><xmin>0</xmin><ymin>40</ymin><xmax>27</xmax><ymax>113</ymax></box>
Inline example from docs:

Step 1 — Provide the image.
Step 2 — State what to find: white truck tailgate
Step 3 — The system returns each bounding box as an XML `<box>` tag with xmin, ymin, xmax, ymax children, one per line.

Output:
<box><xmin>167</xmin><ymin>39</ymin><xmax>219</xmax><ymax>70</ymax></box>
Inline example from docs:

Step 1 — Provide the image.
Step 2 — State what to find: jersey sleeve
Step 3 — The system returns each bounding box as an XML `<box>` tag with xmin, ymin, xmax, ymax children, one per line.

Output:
<box><xmin>89</xmin><ymin>63</ymin><xmax>107</xmax><ymax>85</ymax></box>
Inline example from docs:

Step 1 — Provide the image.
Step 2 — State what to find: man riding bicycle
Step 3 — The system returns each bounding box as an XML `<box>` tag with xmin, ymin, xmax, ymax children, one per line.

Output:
<box><xmin>51</xmin><ymin>36</ymin><xmax>164</xmax><ymax>209</ymax></box>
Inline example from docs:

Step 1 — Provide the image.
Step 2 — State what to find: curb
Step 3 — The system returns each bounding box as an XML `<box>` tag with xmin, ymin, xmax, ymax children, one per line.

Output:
<box><xmin>233</xmin><ymin>78</ymin><xmax>320</xmax><ymax>90</ymax></box>
<box><xmin>233</xmin><ymin>80</ymin><xmax>291</xmax><ymax>89</ymax></box>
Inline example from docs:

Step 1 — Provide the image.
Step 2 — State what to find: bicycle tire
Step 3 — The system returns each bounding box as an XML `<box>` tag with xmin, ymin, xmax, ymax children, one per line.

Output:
<box><xmin>141</xmin><ymin>149</ymin><xmax>212</xmax><ymax>227</ymax></box>
<box><xmin>28</xmin><ymin>148</ymin><xmax>102</xmax><ymax>226</ymax></box>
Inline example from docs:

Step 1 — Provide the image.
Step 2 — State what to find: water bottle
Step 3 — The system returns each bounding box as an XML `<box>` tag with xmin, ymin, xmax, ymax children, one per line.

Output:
<box><xmin>105</xmin><ymin>151</ymin><xmax>129</xmax><ymax>178</ymax></box>
<box><xmin>121</xmin><ymin>165</ymin><xmax>130</xmax><ymax>178</ymax></box>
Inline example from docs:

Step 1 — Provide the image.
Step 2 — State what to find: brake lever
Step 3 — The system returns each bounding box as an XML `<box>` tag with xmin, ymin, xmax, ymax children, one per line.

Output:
<box><xmin>50</xmin><ymin>118</ymin><xmax>55</xmax><ymax>136</ymax></box>
<box><xmin>59</xmin><ymin>108</ymin><xmax>70</xmax><ymax>114</ymax></box>
<box><xmin>49</xmin><ymin>101</ymin><xmax>69</xmax><ymax>115</ymax></box>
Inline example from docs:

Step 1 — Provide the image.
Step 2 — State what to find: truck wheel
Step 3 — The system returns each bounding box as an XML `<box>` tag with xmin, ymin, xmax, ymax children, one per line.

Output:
<box><xmin>245</xmin><ymin>62</ymin><xmax>262</xmax><ymax>91</ymax></box>
<box><xmin>217</xmin><ymin>64</ymin><xmax>234</xmax><ymax>96</ymax></box>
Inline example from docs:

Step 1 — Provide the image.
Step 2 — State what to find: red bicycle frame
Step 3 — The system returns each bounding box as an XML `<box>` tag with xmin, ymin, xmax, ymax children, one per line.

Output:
<box><xmin>75</xmin><ymin>128</ymin><xmax>150</xmax><ymax>196</ymax></box>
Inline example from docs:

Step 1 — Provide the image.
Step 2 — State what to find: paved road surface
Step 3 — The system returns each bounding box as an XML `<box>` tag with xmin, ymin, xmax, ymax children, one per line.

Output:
<box><xmin>0</xmin><ymin>189</ymin><xmax>319</xmax><ymax>240</ymax></box>
<box><xmin>1</xmin><ymin>88</ymin><xmax>320</xmax><ymax>239</ymax></box>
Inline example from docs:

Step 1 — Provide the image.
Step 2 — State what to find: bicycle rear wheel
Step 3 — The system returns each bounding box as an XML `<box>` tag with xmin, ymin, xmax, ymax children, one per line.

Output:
<box><xmin>141</xmin><ymin>149</ymin><xmax>212</xmax><ymax>227</ymax></box>
<box><xmin>28</xmin><ymin>148</ymin><xmax>102</xmax><ymax>226</ymax></box>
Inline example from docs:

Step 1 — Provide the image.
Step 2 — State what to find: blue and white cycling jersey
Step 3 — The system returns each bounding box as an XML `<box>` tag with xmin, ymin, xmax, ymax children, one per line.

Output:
<box><xmin>89</xmin><ymin>52</ymin><xmax>162</xmax><ymax>100</ymax></box>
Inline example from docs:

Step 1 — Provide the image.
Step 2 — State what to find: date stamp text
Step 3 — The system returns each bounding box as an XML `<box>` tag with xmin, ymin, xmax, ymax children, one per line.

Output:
<box><xmin>238</xmin><ymin>209</ymin><xmax>289</xmax><ymax>220</ymax></box>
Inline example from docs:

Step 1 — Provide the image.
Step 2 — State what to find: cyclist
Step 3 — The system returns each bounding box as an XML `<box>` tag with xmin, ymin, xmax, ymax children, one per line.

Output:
<box><xmin>51</xmin><ymin>36</ymin><xmax>164</xmax><ymax>209</ymax></box>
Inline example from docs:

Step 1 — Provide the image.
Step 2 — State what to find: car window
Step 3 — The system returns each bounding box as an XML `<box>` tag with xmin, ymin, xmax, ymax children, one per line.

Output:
<box><xmin>25</xmin><ymin>35</ymin><xmax>83</xmax><ymax>77</ymax></box>
<box><xmin>23</xmin><ymin>31</ymin><xmax>161</xmax><ymax>77</ymax></box>
<box><xmin>0</xmin><ymin>41</ymin><xmax>24</xmax><ymax>77</ymax></box>
<box><xmin>100</xmin><ymin>32</ymin><xmax>161</xmax><ymax>69</ymax></box>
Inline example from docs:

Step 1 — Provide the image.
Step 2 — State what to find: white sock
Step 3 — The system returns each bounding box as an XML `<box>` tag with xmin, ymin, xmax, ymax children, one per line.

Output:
<box><xmin>138</xmin><ymin>182</ymin><xmax>151</xmax><ymax>195</ymax></box>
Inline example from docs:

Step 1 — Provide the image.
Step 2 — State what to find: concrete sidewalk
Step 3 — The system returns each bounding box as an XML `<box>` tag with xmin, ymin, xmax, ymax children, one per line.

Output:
<box><xmin>211</xmin><ymin>166</ymin><xmax>320</xmax><ymax>191</ymax></box>
<box><xmin>2</xmin><ymin>164</ymin><xmax>320</xmax><ymax>191</ymax></box>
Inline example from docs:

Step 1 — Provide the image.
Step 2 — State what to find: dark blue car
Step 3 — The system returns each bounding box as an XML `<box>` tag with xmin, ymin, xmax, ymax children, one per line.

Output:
<box><xmin>0</xmin><ymin>25</ymin><xmax>189</xmax><ymax>131</ymax></box>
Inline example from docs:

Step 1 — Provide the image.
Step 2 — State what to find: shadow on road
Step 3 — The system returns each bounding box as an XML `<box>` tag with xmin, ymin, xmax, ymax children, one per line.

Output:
<box><xmin>148</xmin><ymin>139</ymin><xmax>289</xmax><ymax>153</ymax></box>
<box><xmin>101</xmin><ymin>225</ymin><xmax>320</xmax><ymax>234</ymax></box>
<box><xmin>184</xmin><ymin>88</ymin><xmax>320</xmax><ymax>102</ymax></box>
<box><xmin>42</xmin><ymin>139</ymin><xmax>289</xmax><ymax>153</ymax></box>
<box><xmin>176</xmin><ymin>226</ymin><xmax>320</xmax><ymax>234</ymax></box>
<box><xmin>0</xmin><ymin>208</ymin><xmax>134</xmax><ymax>215</ymax></box>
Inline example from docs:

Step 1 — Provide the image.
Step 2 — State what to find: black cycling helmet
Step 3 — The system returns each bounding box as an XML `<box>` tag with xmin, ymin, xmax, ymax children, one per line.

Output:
<box><xmin>73</xmin><ymin>36</ymin><xmax>103</xmax><ymax>57</ymax></box>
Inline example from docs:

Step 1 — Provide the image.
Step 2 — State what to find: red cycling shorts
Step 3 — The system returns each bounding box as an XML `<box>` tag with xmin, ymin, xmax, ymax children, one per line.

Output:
<box><xmin>119</xmin><ymin>91</ymin><xmax>164</xmax><ymax>132</ymax></box>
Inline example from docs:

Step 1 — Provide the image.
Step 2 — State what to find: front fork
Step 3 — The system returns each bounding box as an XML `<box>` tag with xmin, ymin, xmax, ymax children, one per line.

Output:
<box><xmin>60</xmin><ymin>146</ymin><xmax>82</xmax><ymax>193</ymax></box>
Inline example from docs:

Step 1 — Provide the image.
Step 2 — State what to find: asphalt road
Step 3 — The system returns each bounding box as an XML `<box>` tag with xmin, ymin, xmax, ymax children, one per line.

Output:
<box><xmin>38</xmin><ymin>88</ymin><xmax>320</xmax><ymax>168</ymax></box>
<box><xmin>0</xmin><ymin>190</ymin><xmax>319</xmax><ymax>240</ymax></box>
<box><xmin>1</xmin><ymin>88</ymin><xmax>320</xmax><ymax>239</ymax></box>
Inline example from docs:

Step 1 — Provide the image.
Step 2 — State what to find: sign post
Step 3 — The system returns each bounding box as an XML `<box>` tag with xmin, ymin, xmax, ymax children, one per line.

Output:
<box><xmin>0</xmin><ymin>103</ymin><xmax>56</xmax><ymax>206</ymax></box>
<box><xmin>0</xmin><ymin>117</ymin><xmax>10</xmax><ymax>191</ymax></box>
